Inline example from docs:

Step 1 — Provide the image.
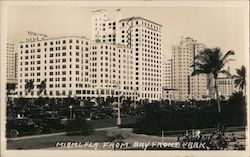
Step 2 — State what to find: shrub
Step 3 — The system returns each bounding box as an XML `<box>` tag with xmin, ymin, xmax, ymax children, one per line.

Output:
<box><xmin>66</xmin><ymin>118</ymin><xmax>93</xmax><ymax>136</ymax></box>
<box><xmin>133</xmin><ymin>98</ymin><xmax>246</xmax><ymax>135</ymax></box>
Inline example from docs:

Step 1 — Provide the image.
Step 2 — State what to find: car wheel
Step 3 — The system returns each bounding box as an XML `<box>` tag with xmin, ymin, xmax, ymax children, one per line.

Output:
<box><xmin>10</xmin><ymin>130</ymin><xmax>19</xmax><ymax>138</ymax></box>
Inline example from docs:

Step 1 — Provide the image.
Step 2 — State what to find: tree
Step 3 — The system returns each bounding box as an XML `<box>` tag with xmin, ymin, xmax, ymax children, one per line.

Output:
<box><xmin>37</xmin><ymin>79</ymin><xmax>47</xmax><ymax>96</ymax></box>
<box><xmin>6</xmin><ymin>83</ymin><xmax>17</xmax><ymax>105</ymax></box>
<box><xmin>25</xmin><ymin>79</ymin><xmax>34</xmax><ymax>105</ymax></box>
<box><xmin>192</xmin><ymin>48</ymin><xmax>234</xmax><ymax>113</ymax></box>
<box><xmin>233</xmin><ymin>65</ymin><xmax>246</xmax><ymax>96</ymax></box>
<box><xmin>6</xmin><ymin>83</ymin><xmax>17</xmax><ymax>96</ymax></box>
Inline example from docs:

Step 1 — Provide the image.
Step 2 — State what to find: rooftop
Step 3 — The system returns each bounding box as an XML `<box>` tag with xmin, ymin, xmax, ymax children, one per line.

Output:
<box><xmin>20</xmin><ymin>35</ymin><xmax>89</xmax><ymax>43</ymax></box>
<box><xmin>119</xmin><ymin>17</ymin><xmax>162</xmax><ymax>27</ymax></box>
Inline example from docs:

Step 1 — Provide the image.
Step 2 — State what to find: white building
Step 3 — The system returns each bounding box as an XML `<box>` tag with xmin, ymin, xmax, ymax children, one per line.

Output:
<box><xmin>17</xmin><ymin>32</ymin><xmax>136</xmax><ymax>101</ymax></box>
<box><xmin>162</xmin><ymin>58</ymin><xmax>175</xmax><ymax>100</ymax></box>
<box><xmin>119</xmin><ymin>17</ymin><xmax>162</xmax><ymax>101</ymax></box>
<box><xmin>91</xmin><ymin>10</ymin><xmax>163</xmax><ymax>101</ymax></box>
<box><xmin>88</xmin><ymin>42</ymin><xmax>136</xmax><ymax>101</ymax></box>
<box><xmin>91</xmin><ymin>9</ymin><xmax>118</xmax><ymax>44</ymax></box>
<box><xmin>17</xmin><ymin>33</ymin><xmax>93</xmax><ymax>99</ymax></box>
<box><xmin>208</xmin><ymin>73</ymin><xmax>237</xmax><ymax>100</ymax></box>
<box><xmin>172</xmin><ymin>37</ymin><xmax>208</xmax><ymax>101</ymax></box>
<box><xmin>216</xmin><ymin>77</ymin><xmax>235</xmax><ymax>100</ymax></box>
<box><xmin>7</xmin><ymin>41</ymin><xmax>18</xmax><ymax>84</ymax></box>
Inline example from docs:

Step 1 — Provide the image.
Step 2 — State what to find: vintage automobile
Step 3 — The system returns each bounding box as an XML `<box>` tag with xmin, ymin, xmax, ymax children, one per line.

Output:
<box><xmin>6</xmin><ymin>117</ymin><xmax>41</xmax><ymax>138</ymax></box>
<box><xmin>33</xmin><ymin>111</ymin><xmax>63</xmax><ymax>133</ymax></box>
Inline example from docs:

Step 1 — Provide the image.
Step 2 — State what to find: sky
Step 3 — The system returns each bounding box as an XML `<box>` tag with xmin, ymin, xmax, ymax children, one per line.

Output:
<box><xmin>7</xmin><ymin>3</ymin><xmax>248</xmax><ymax>73</ymax></box>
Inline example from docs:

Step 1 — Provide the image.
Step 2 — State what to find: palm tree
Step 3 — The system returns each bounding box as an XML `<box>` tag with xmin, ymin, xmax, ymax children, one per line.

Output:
<box><xmin>25</xmin><ymin>79</ymin><xmax>34</xmax><ymax>105</ymax></box>
<box><xmin>37</xmin><ymin>79</ymin><xmax>47</xmax><ymax>96</ymax></box>
<box><xmin>233</xmin><ymin>65</ymin><xmax>246</xmax><ymax>96</ymax></box>
<box><xmin>192</xmin><ymin>48</ymin><xmax>234</xmax><ymax>113</ymax></box>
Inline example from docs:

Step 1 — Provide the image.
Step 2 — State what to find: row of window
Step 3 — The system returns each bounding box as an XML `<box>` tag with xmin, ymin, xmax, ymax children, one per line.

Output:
<box><xmin>20</xmin><ymin>39</ymin><xmax>89</xmax><ymax>48</ymax></box>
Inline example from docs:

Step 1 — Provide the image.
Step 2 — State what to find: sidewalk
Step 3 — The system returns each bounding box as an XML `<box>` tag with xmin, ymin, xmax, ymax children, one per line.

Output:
<box><xmin>7</xmin><ymin>126</ymin><xmax>118</xmax><ymax>141</ymax></box>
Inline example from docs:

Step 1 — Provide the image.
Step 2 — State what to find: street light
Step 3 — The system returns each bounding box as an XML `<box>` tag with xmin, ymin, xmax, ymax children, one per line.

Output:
<box><xmin>69</xmin><ymin>105</ymin><xmax>73</xmax><ymax>120</ymax></box>
<box><xmin>59</xmin><ymin>92</ymin><xmax>63</xmax><ymax>106</ymax></box>
<box><xmin>114</xmin><ymin>81</ymin><xmax>121</xmax><ymax>126</ymax></box>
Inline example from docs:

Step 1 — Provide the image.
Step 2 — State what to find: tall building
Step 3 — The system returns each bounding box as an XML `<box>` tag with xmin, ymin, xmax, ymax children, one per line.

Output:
<box><xmin>89</xmin><ymin>42</ymin><xmax>136</xmax><ymax>101</ymax></box>
<box><xmin>91</xmin><ymin>10</ymin><xmax>163</xmax><ymax>101</ymax></box>
<box><xmin>162</xmin><ymin>58</ymin><xmax>175</xmax><ymax>100</ymax></box>
<box><xmin>7</xmin><ymin>41</ymin><xmax>18</xmax><ymax>84</ymax></box>
<box><xmin>172</xmin><ymin>37</ymin><xmax>208</xmax><ymax>101</ymax></box>
<box><xmin>17</xmin><ymin>33</ymin><xmax>93</xmax><ymax>98</ymax></box>
<box><xmin>119</xmin><ymin>17</ymin><xmax>162</xmax><ymax>101</ymax></box>
<box><xmin>91</xmin><ymin>10</ymin><xmax>117</xmax><ymax>44</ymax></box>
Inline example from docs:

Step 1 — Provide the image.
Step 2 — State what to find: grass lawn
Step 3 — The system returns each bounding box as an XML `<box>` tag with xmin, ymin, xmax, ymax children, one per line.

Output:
<box><xmin>87</xmin><ymin>116</ymin><xmax>138</xmax><ymax>129</ymax></box>
<box><xmin>7</xmin><ymin>131</ymin><xmax>109</xmax><ymax>150</ymax></box>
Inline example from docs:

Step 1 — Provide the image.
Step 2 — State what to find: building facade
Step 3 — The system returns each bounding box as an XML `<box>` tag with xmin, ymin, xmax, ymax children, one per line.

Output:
<box><xmin>7</xmin><ymin>41</ymin><xmax>18</xmax><ymax>84</ymax></box>
<box><xmin>208</xmin><ymin>76</ymin><xmax>236</xmax><ymax>100</ymax></box>
<box><xmin>172</xmin><ymin>37</ymin><xmax>208</xmax><ymax>101</ymax></box>
<box><xmin>217</xmin><ymin>77</ymin><xmax>235</xmax><ymax>100</ymax></box>
<box><xmin>88</xmin><ymin>42</ymin><xmax>136</xmax><ymax>101</ymax></box>
<box><xmin>17</xmin><ymin>32</ymin><xmax>136</xmax><ymax>101</ymax></box>
<box><xmin>118</xmin><ymin>17</ymin><xmax>162</xmax><ymax>101</ymax></box>
<box><xmin>91</xmin><ymin>9</ymin><xmax>118</xmax><ymax>44</ymax></box>
<box><xmin>162</xmin><ymin>58</ymin><xmax>176</xmax><ymax>100</ymax></box>
<box><xmin>91</xmin><ymin>10</ymin><xmax>163</xmax><ymax>101</ymax></box>
<box><xmin>17</xmin><ymin>34</ymin><xmax>93</xmax><ymax>98</ymax></box>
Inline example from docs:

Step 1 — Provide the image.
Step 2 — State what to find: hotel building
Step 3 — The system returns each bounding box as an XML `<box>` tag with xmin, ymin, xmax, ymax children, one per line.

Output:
<box><xmin>172</xmin><ymin>37</ymin><xmax>208</xmax><ymax>101</ymax></box>
<box><xmin>17</xmin><ymin>31</ymin><xmax>135</xmax><ymax>101</ymax></box>
<box><xmin>17</xmin><ymin>10</ymin><xmax>163</xmax><ymax>101</ymax></box>
<box><xmin>17</xmin><ymin>32</ymin><xmax>93</xmax><ymax>98</ymax></box>
<box><xmin>91</xmin><ymin>9</ymin><xmax>163</xmax><ymax>101</ymax></box>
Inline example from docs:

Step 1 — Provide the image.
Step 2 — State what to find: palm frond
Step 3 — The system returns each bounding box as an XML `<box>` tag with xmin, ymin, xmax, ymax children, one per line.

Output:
<box><xmin>220</xmin><ymin>70</ymin><xmax>232</xmax><ymax>77</ymax></box>
<box><xmin>221</xmin><ymin>50</ymin><xmax>235</xmax><ymax>62</ymax></box>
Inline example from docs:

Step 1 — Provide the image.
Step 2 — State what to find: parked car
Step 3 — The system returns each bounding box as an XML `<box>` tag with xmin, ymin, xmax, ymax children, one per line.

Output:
<box><xmin>6</xmin><ymin>117</ymin><xmax>41</xmax><ymax>138</ymax></box>
<box><xmin>33</xmin><ymin>111</ymin><xmax>63</xmax><ymax>133</ymax></box>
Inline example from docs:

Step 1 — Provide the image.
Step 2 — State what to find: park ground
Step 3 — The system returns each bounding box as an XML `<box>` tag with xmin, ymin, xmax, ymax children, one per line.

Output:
<box><xmin>7</xmin><ymin>117</ymin><xmax>246</xmax><ymax>150</ymax></box>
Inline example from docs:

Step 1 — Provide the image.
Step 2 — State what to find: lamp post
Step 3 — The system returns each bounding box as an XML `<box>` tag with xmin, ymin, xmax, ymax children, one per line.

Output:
<box><xmin>69</xmin><ymin>105</ymin><xmax>73</xmax><ymax>120</ymax></box>
<box><xmin>169</xmin><ymin>90</ymin><xmax>172</xmax><ymax>106</ymax></box>
<box><xmin>59</xmin><ymin>92</ymin><xmax>63</xmax><ymax>106</ymax></box>
<box><xmin>114</xmin><ymin>81</ymin><xmax>121</xmax><ymax>126</ymax></box>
